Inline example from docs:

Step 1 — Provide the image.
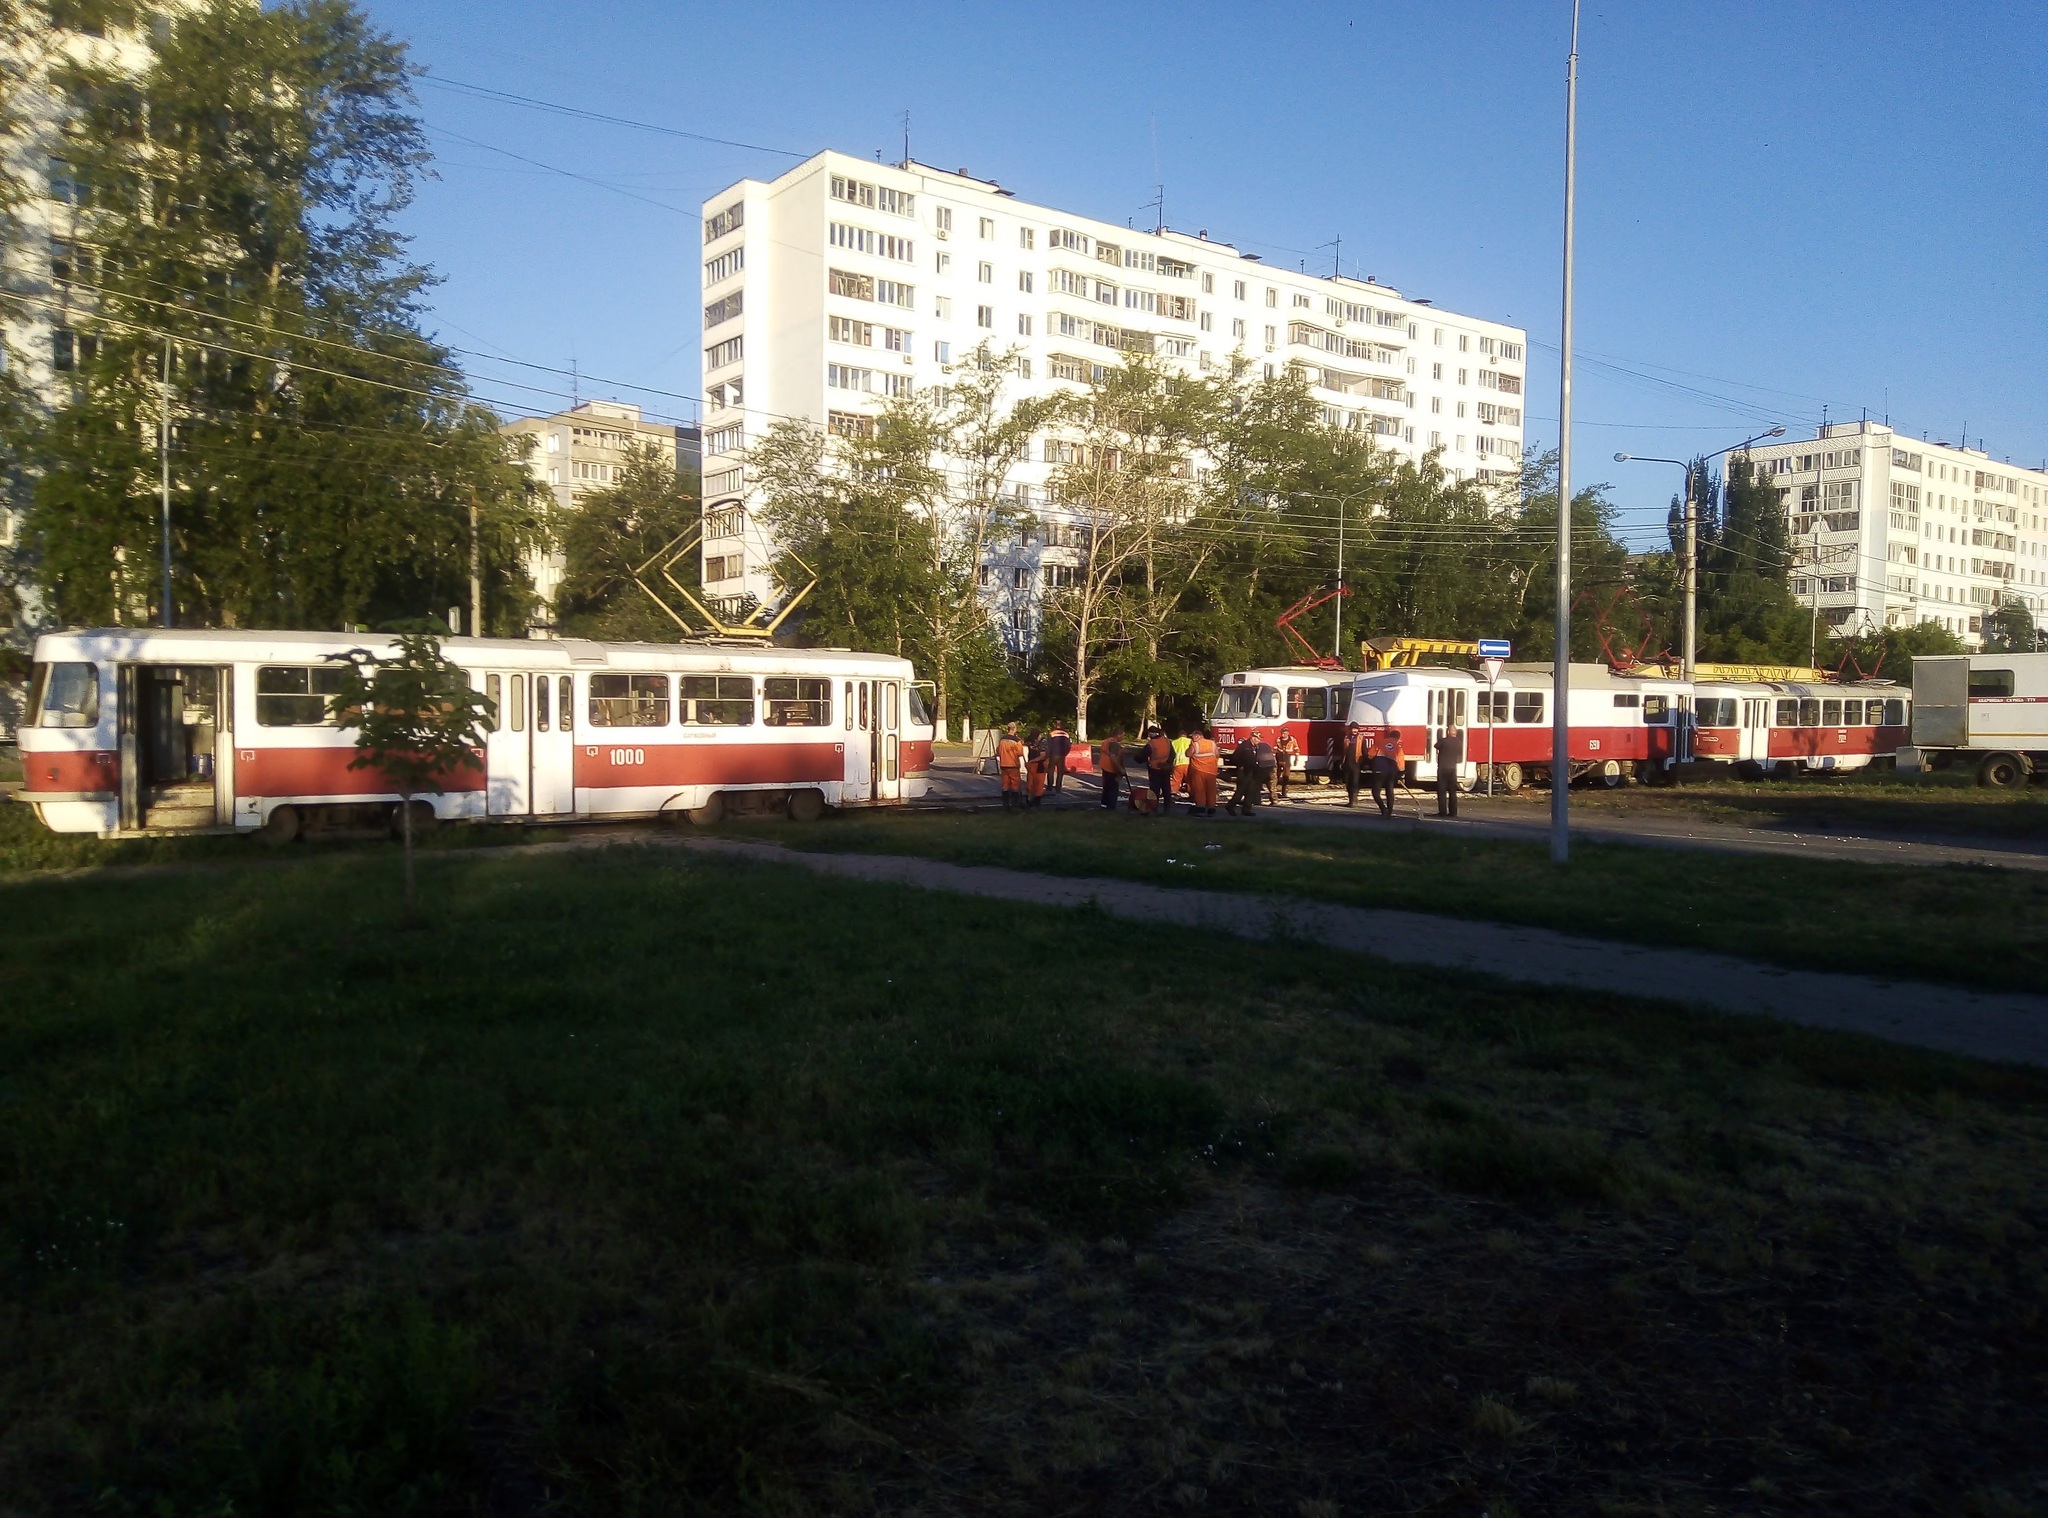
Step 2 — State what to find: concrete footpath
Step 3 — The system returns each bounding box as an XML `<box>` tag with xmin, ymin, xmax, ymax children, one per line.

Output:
<box><xmin>679</xmin><ymin>836</ymin><xmax>2048</xmax><ymax>1069</ymax></box>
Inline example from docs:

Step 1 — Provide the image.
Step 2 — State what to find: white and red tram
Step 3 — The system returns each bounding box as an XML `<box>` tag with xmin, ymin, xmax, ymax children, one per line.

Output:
<box><xmin>1334</xmin><ymin>662</ymin><xmax>1685</xmax><ymax>790</ymax></box>
<box><xmin>17</xmin><ymin>629</ymin><xmax>935</xmax><ymax>839</ymax></box>
<box><xmin>1688</xmin><ymin>680</ymin><xmax>1911</xmax><ymax>776</ymax></box>
<box><xmin>1209</xmin><ymin>667</ymin><xmax>1359</xmax><ymax>780</ymax></box>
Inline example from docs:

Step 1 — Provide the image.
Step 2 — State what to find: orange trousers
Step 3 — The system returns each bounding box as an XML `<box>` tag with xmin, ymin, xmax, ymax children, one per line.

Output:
<box><xmin>1188</xmin><ymin>769</ymin><xmax>1218</xmax><ymax>808</ymax></box>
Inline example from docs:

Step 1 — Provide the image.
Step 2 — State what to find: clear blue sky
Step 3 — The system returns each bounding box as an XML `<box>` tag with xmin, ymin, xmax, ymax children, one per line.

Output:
<box><xmin>370</xmin><ymin>0</ymin><xmax>2047</xmax><ymax>547</ymax></box>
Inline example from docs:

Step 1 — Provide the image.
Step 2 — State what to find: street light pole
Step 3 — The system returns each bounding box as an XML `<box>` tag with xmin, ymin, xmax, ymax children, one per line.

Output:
<box><xmin>1551</xmin><ymin>0</ymin><xmax>1581</xmax><ymax>866</ymax></box>
<box><xmin>159</xmin><ymin>337</ymin><xmax>173</xmax><ymax>628</ymax></box>
<box><xmin>1333</xmin><ymin>497</ymin><xmax>1345</xmax><ymax>661</ymax></box>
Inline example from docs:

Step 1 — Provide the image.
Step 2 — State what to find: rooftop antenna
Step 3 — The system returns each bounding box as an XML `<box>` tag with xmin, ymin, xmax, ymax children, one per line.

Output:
<box><xmin>900</xmin><ymin>109</ymin><xmax>910</xmax><ymax>165</ymax></box>
<box><xmin>1319</xmin><ymin>234</ymin><xmax>1342</xmax><ymax>278</ymax></box>
<box><xmin>570</xmin><ymin>351</ymin><xmax>579</xmax><ymax>408</ymax></box>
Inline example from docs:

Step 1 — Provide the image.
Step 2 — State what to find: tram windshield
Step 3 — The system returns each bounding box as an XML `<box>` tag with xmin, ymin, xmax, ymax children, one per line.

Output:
<box><xmin>1212</xmin><ymin>685</ymin><xmax>1279</xmax><ymax>719</ymax></box>
<box><xmin>906</xmin><ymin>682</ymin><xmax>934</xmax><ymax>727</ymax></box>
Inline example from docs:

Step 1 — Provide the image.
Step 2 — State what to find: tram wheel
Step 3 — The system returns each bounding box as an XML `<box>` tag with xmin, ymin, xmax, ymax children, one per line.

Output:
<box><xmin>259</xmin><ymin>804</ymin><xmax>300</xmax><ymax>846</ymax></box>
<box><xmin>1594</xmin><ymin>759</ymin><xmax>1625</xmax><ymax>789</ymax></box>
<box><xmin>688</xmin><ymin>793</ymin><xmax>726</xmax><ymax>826</ymax></box>
<box><xmin>788</xmin><ymin>789</ymin><xmax>825</xmax><ymax>823</ymax></box>
<box><xmin>1496</xmin><ymin>762</ymin><xmax>1523</xmax><ymax>794</ymax></box>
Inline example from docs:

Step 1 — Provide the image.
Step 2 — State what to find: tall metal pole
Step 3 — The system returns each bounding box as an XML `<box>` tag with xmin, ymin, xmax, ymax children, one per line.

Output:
<box><xmin>1682</xmin><ymin>461</ymin><xmax>1697</xmax><ymax>681</ymax></box>
<box><xmin>159</xmin><ymin>337</ymin><xmax>173</xmax><ymax>627</ymax></box>
<box><xmin>1333</xmin><ymin>497</ymin><xmax>1346</xmax><ymax>660</ymax></box>
<box><xmin>1551</xmin><ymin>0</ymin><xmax>1580</xmax><ymax>865</ymax></box>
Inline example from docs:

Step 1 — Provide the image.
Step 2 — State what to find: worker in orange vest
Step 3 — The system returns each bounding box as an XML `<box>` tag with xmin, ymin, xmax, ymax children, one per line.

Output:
<box><xmin>1026</xmin><ymin>729</ymin><xmax>1049</xmax><ymax>807</ymax></box>
<box><xmin>996</xmin><ymin>722</ymin><xmax>1028</xmax><ymax>811</ymax></box>
<box><xmin>1185</xmin><ymin>725</ymin><xmax>1221</xmax><ymax>816</ymax></box>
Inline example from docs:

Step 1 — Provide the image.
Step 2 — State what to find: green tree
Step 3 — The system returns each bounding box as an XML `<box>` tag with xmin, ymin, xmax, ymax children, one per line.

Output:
<box><xmin>554</xmin><ymin>440</ymin><xmax>700</xmax><ymax>641</ymax></box>
<box><xmin>1693</xmin><ymin>456</ymin><xmax>1812</xmax><ymax>664</ymax></box>
<box><xmin>327</xmin><ymin>631</ymin><xmax>491</xmax><ymax>919</ymax></box>
<box><xmin>1505</xmin><ymin>450</ymin><xmax>1633</xmax><ymax>661</ymax></box>
<box><xmin>1981</xmin><ymin>594</ymin><xmax>2038</xmax><ymax>654</ymax></box>
<box><xmin>1836</xmin><ymin>619</ymin><xmax>1965</xmax><ymax>685</ymax></box>
<box><xmin>20</xmin><ymin>0</ymin><xmax>542</xmax><ymax>632</ymax></box>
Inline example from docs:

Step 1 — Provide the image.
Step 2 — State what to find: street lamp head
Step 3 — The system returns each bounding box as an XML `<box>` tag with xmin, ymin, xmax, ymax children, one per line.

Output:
<box><xmin>1767</xmin><ymin>426</ymin><xmax>1786</xmax><ymax>438</ymax></box>
<box><xmin>1613</xmin><ymin>452</ymin><xmax>1629</xmax><ymax>462</ymax></box>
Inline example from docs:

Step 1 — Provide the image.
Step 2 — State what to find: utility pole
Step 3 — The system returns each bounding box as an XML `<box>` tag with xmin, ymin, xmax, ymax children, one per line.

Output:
<box><xmin>159</xmin><ymin>337</ymin><xmax>173</xmax><ymax>627</ymax></box>
<box><xmin>1681</xmin><ymin>461</ymin><xmax>1697</xmax><ymax>680</ymax></box>
<box><xmin>469</xmin><ymin>491</ymin><xmax>483</xmax><ymax>639</ymax></box>
<box><xmin>1551</xmin><ymin>0</ymin><xmax>1581</xmax><ymax>866</ymax></box>
<box><xmin>1333</xmin><ymin>498</ymin><xmax>1346</xmax><ymax>660</ymax></box>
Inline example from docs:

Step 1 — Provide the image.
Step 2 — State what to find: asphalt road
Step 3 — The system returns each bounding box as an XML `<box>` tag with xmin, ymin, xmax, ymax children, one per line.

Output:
<box><xmin>921</xmin><ymin>749</ymin><xmax>2048</xmax><ymax>873</ymax></box>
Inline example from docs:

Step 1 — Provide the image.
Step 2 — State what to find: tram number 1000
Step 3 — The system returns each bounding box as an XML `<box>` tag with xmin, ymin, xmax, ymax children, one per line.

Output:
<box><xmin>607</xmin><ymin>749</ymin><xmax>646</xmax><ymax>766</ymax></box>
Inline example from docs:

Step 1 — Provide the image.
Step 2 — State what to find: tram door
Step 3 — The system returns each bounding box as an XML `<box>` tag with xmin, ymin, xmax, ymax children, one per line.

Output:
<box><xmin>1741</xmin><ymin>698</ymin><xmax>1769</xmax><ymax>764</ymax></box>
<box><xmin>483</xmin><ymin>671</ymin><xmax>531</xmax><ymax>815</ymax></box>
<box><xmin>875</xmin><ymin>679</ymin><xmax>901</xmax><ymax>802</ymax></box>
<box><xmin>844</xmin><ymin>679</ymin><xmax>873</xmax><ymax>802</ymax></box>
<box><xmin>530</xmin><ymin>673</ymin><xmax>574</xmax><ymax>816</ymax></box>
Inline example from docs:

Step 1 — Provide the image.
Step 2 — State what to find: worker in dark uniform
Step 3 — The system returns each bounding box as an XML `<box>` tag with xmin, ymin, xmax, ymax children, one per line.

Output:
<box><xmin>1226</xmin><ymin>735</ymin><xmax>1270</xmax><ymax>816</ymax></box>
<box><xmin>1434</xmin><ymin>721</ymin><xmax>1465</xmax><ymax>818</ymax></box>
<box><xmin>1370</xmin><ymin>729</ymin><xmax>1401</xmax><ymax>817</ymax></box>
<box><xmin>1096</xmin><ymin>732</ymin><xmax>1125</xmax><ymax>810</ymax></box>
<box><xmin>1045</xmin><ymin>720</ymin><xmax>1072</xmax><ymax>793</ymax></box>
<box><xmin>1142</xmin><ymin>725</ymin><xmax>1174</xmax><ymax>816</ymax></box>
<box><xmin>1342</xmin><ymin>721</ymin><xmax>1366</xmax><ymax>807</ymax></box>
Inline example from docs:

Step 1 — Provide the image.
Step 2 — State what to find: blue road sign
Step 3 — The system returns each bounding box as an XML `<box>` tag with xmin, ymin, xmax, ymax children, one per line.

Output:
<box><xmin>1477</xmin><ymin>639</ymin><xmax>1511</xmax><ymax>659</ymax></box>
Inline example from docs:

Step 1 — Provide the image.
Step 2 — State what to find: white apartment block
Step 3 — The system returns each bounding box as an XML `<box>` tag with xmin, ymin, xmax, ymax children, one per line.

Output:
<box><xmin>499</xmin><ymin>400</ymin><xmax>700</xmax><ymax>630</ymax></box>
<box><xmin>697</xmin><ymin>152</ymin><xmax>1528</xmax><ymax>639</ymax></box>
<box><xmin>1743</xmin><ymin>422</ymin><xmax>2048</xmax><ymax>647</ymax></box>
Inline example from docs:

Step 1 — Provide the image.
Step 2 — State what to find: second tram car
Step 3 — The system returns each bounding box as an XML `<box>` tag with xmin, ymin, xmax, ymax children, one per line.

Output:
<box><xmin>1689</xmin><ymin>680</ymin><xmax>1911</xmax><ymax>776</ymax></box>
<box><xmin>18</xmin><ymin>629</ymin><xmax>935</xmax><ymax>839</ymax></box>
<box><xmin>1209</xmin><ymin>667</ymin><xmax>1358</xmax><ymax>780</ymax></box>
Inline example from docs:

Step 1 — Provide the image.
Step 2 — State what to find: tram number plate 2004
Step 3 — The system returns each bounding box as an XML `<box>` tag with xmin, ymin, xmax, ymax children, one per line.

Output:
<box><xmin>606</xmin><ymin>748</ymin><xmax>646</xmax><ymax>766</ymax></box>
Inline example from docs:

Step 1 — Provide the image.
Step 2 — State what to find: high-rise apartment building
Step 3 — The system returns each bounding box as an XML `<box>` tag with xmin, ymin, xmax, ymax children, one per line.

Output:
<box><xmin>499</xmin><ymin>399</ymin><xmax>701</xmax><ymax>629</ymax></box>
<box><xmin>1741</xmin><ymin>422</ymin><xmax>2048</xmax><ymax>647</ymax></box>
<box><xmin>697</xmin><ymin>152</ymin><xmax>1528</xmax><ymax>630</ymax></box>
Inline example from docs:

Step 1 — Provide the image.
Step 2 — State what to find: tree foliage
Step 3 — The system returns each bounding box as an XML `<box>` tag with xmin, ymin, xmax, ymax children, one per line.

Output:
<box><xmin>17</xmin><ymin>0</ymin><xmax>543</xmax><ymax>632</ymax></box>
<box><xmin>327</xmin><ymin>630</ymin><xmax>490</xmax><ymax>916</ymax></box>
<box><xmin>553</xmin><ymin>441</ymin><xmax>699</xmax><ymax>642</ymax></box>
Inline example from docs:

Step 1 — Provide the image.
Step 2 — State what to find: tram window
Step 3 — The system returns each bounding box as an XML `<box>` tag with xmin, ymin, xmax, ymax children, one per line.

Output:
<box><xmin>860</xmin><ymin>683</ymin><xmax>870</xmax><ymax>729</ymax></box>
<box><xmin>589</xmin><ymin>673</ymin><xmax>671</xmax><ymax>727</ymax></box>
<box><xmin>559</xmin><ymin>677</ymin><xmax>572</xmax><ymax>730</ymax></box>
<box><xmin>906</xmin><ymin>683</ymin><xmax>933</xmax><ymax>726</ymax></box>
<box><xmin>1474</xmin><ymin>690</ymin><xmax>1507</xmax><ymax>724</ymax></box>
<box><xmin>1821</xmin><ymin>698</ymin><xmax>1841</xmax><ymax>726</ymax></box>
<box><xmin>1642</xmin><ymin>695</ymin><xmax>1670</xmax><ymax>722</ymax></box>
<box><xmin>1841</xmin><ymin>699</ymin><xmax>1862</xmax><ymax>725</ymax></box>
<box><xmin>1775</xmin><ymin>699</ymin><xmax>1797</xmax><ymax>726</ymax></box>
<box><xmin>845</xmin><ymin>681</ymin><xmax>855</xmax><ymax>731</ymax></box>
<box><xmin>1969</xmin><ymin>669</ymin><xmax>2015</xmax><ymax>699</ymax></box>
<box><xmin>1330</xmin><ymin>689</ymin><xmax>1350</xmax><ymax>720</ymax></box>
<box><xmin>1287</xmin><ymin>687</ymin><xmax>1328</xmax><ymax>720</ymax></box>
<box><xmin>1798</xmin><ymin>699</ymin><xmax>1821</xmax><ymax>726</ymax></box>
<box><xmin>33</xmin><ymin>661</ymin><xmax>100</xmax><ymax>728</ymax></box>
<box><xmin>682</xmin><ymin>675</ymin><xmax>753</xmax><ymax>726</ymax></box>
<box><xmin>256</xmin><ymin>664</ymin><xmax>345</xmax><ymax>727</ymax></box>
<box><xmin>1612</xmin><ymin>693</ymin><xmax>1639</xmax><ymax>708</ymax></box>
<box><xmin>485</xmin><ymin>674</ymin><xmax>501</xmax><ymax>730</ymax></box>
<box><xmin>510</xmin><ymin>674</ymin><xmax>526</xmax><ymax>731</ymax></box>
<box><xmin>1511</xmin><ymin>691</ymin><xmax>1545</xmax><ymax>723</ymax></box>
<box><xmin>1696</xmin><ymin>698</ymin><xmax>1735</xmax><ymax>726</ymax></box>
<box><xmin>1883</xmin><ymin>699</ymin><xmax>1906</xmax><ymax>726</ymax></box>
<box><xmin>535</xmin><ymin>673</ymin><xmax>551</xmax><ymax>731</ymax></box>
<box><xmin>763</xmin><ymin>677</ymin><xmax>831</xmax><ymax>726</ymax></box>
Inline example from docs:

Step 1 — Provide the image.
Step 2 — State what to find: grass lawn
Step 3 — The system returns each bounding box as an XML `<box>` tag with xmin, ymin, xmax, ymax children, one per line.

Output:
<box><xmin>1548</xmin><ymin>768</ymin><xmax>2048</xmax><ymax>841</ymax></box>
<box><xmin>776</xmin><ymin>809</ymin><xmax>2048</xmax><ymax>995</ymax></box>
<box><xmin>3</xmin><ymin>842</ymin><xmax>2045</xmax><ymax>1515</ymax></box>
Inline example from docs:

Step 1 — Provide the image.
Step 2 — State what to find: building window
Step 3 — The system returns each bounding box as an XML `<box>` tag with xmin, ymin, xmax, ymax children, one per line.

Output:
<box><xmin>827</xmin><ymin>410</ymin><xmax>875</xmax><ymax>439</ymax></box>
<box><xmin>934</xmin><ymin>340</ymin><xmax>951</xmax><ymax>364</ymax></box>
<box><xmin>829</xmin><ymin>316</ymin><xmax>873</xmax><ymax>345</ymax></box>
<box><xmin>936</xmin><ymin>206</ymin><xmax>953</xmax><ymax>233</ymax></box>
<box><xmin>1018</xmin><ymin>270</ymin><xmax>1034</xmax><ymax>293</ymax></box>
<box><xmin>876</xmin><ymin>279</ymin><xmax>914</xmax><ymax>308</ymax></box>
<box><xmin>704</xmin><ymin>200</ymin><xmax>744</xmax><ymax>241</ymax></box>
<box><xmin>829</xmin><ymin>267</ymin><xmax>875</xmax><ymax>300</ymax></box>
<box><xmin>706</xmin><ymin>335</ymin><xmax>743</xmax><ymax>370</ymax></box>
<box><xmin>1017</xmin><ymin>314</ymin><xmax>1033</xmax><ymax>336</ymax></box>
<box><xmin>978</xmin><ymin>216</ymin><xmax>995</xmax><ymax>239</ymax></box>
<box><xmin>704</xmin><ymin>247</ymin><xmax>745</xmax><ymax>285</ymax></box>
<box><xmin>704</xmin><ymin>290</ymin><xmax>743</xmax><ymax>327</ymax></box>
<box><xmin>1201</xmin><ymin>272</ymin><xmax>1214</xmax><ymax>294</ymax></box>
<box><xmin>1263</xmin><ymin>325</ymin><xmax>1276</xmax><ymax>346</ymax></box>
<box><xmin>976</xmin><ymin>304</ymin><xmax>994</xmax><ymax>328</ymax></box>
<box><xmin>882</xmin><ymin>326</ymin><xmax>912</xmax><ymax>352</ymax></box>
<box><xmin>1017</xmin><ymin>357</ymin><xmax>1032</xmax><ymax>379</ymax></box>
<box><xmin>1231</xmin><ymin>318</ymin><xmax>1245</xmax><ymax>339</ymax></box>
<box><xmin>934</xmin><ymin>296</ymin><xmax>951</xmax><ymax>320</ymax></box>
<box><xmin>827</xmin><ymin>364</ymin><xmax>873</xmax><ymax>391</ymax></box>
<box><xmin>1265</xmin><ymin>287</ymin><xmax>1277</xmax><ymax>307</ymax></box>
<box><xmin>1019</xmin><ymin>227</ymin><xmax>1035</xmax><ymax>250</ymax></box>
<box><xmin>978</xmin><ymin>261</ymin><xmax>993</xmax><ymax>283</ymax></box>
<box><xmin>936</xmin><ymin>251</ymin><xmax>952</xmax><ymax>274</ymax></box>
